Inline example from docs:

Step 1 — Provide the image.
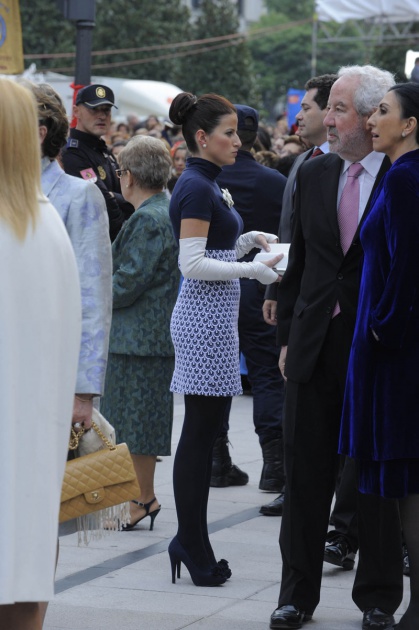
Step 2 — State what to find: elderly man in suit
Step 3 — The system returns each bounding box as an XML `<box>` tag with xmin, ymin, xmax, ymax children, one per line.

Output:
<box><xmin>262</xmin><ymin>74</ymin><xmax>336</xmax><ymax>517</ymax></box>
<box><xmin>269</xmin><ymin>65</ymin><xmax>404</xmax><ymax>630</ymax></box>
<box><xmin>262</xmin><ymin>72</ymin><xmax>359</xmax><ymax>574</ymax></box>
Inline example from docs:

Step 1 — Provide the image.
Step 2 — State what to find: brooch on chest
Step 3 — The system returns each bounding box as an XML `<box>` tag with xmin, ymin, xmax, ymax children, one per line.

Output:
<box><xmin>221</xmin><ymin>188</ymin><xmax>234</xmax><ymax>209</ymax></box>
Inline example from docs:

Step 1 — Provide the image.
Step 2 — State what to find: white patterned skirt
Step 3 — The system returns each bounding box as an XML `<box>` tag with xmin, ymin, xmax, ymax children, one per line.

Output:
<box><xmin>170</xmin><ymin>249</ymin><xmax>242</xmax><ymax>396</ymax></box>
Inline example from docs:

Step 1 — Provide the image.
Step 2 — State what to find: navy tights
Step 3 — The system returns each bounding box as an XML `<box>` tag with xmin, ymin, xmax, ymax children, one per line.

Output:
<box><xmin>173</xmin><ymin>394</ymin><xmax>231</xmax><ymax>568</ymax></box>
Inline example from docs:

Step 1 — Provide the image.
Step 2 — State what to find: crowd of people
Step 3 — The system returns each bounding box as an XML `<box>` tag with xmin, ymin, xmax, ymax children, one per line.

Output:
<box><xmin>1</xmin><ymin>63</ymin><xmax>419</xmax><ymax>630</ymax></box>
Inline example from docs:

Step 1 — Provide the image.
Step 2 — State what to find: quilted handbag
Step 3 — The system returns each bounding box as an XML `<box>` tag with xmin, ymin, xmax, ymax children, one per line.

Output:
<box><xmin>59</xmin><ymin>421</ymin><xmax>140</xmax><ymax>523</ymax></box>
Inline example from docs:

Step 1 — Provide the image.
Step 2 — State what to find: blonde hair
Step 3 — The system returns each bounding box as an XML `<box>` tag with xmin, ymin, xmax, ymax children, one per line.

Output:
<box><xmin>0</xmin><ymin>79</ymin><xmax>40</xmax><ymax>239</ymax></box>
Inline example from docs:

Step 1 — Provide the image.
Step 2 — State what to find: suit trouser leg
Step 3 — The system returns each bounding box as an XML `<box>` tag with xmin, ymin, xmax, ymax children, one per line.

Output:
<box><xmin>278</xmin><ymin>316</ymin><xmax>350</xmax><ymax>613</ymax></box>
<box><xmin>352</xmin><ymin>490</ymin><xmax>403</xmax><ymax>614</ymax></box>
<box><xmin>328</xmin><ymin>455</ymin><xmax>359</xmax><ymax>552</ymax></box>
<box><xmin>238</xmin><ymin>278</ymin><xmax>284</xmax><ymax>445</ymax></box>
<box><xmin>278</xmin><ymin>378</ymin><xmax>341</xmax><ymax>612</ymax></box>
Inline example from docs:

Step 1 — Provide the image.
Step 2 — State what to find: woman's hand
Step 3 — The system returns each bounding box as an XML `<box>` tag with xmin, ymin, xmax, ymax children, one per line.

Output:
<box><xmin>72</xmin><ymin>395</ymin><xmax>93</xmax><ymax>430</ymax></box>
<box><xmin>261</xmin><ymin>253</ymin><xmax>284</xmax><ymax>282</ymax></box>
<box><xmin>254</xmin><ymin>233</ymin><xmax>278</xmax><ymax>252</ymax></box>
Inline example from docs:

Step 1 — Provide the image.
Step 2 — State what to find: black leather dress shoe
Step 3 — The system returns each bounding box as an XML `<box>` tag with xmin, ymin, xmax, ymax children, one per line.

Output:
<box><xmin>362</xmin><ymin>608</ymin><xmax>395</xmax><ymax>629</ymax></box>
<box><xmin>260</xmin><ymin>493</ymin><xmax>285</xmax><ymax>516</ymax></box>
<box><xmin>324</xmin><ymin>536</ymin><xmax>356</xmax><ymax>570</ymax></box>
<box><xmin>270</xmin><ymin>605</ymin><xmax>312</xmax><ymax>629</ymax></box>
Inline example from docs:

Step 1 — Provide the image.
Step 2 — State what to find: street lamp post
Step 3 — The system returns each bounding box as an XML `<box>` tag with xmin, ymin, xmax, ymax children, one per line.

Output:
<box><xmin>56</xmin><ymin>0</ymin><xmax>96</xmax><ymax>86</ymax></box>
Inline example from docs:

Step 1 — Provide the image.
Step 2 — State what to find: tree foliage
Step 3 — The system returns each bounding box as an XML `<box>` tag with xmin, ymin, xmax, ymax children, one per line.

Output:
<box><xmin>92</xmin><ymin>0</ymin><xmax>191</xmax><ymax>82</ymax></box>
<box><xmin>248</xmin><ymin>2</ymin><xmax>366</xmax><ymax>117</ymax></box>
<box><xmin>177</xmin><ymin>0</ymin><xmax>259</xmax><ymax>105</ymax></box>
<box><xmin>20</xmin><ymin>0</ymin><xmax>192</xmax><ymax>83</ymax></box>
<box><xmin>370</xmin><ymin>40</ymin><xmax>412</xmax><ymax>83</ymax></box>
<box><xmin>20</xmin><ymin>0</ymin><xmax>75</xmax><ymax>68</ymax></box>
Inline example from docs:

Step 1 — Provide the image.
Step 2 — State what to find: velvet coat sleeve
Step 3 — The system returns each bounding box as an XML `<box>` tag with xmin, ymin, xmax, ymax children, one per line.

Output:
<box><xmin>369</xmin><ymin>162</ymin><xmax>419</xmax><ymax>348</ymax></box>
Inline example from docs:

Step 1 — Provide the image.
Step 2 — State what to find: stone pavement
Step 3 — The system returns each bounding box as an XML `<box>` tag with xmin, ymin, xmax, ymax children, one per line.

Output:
<box><xmin>45</xmin><ymin>394</ymin><xmax>409</xmax><ymax>629</ymax></box>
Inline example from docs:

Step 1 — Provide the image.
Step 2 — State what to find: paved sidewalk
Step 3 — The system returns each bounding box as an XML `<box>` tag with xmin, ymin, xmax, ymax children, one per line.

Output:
<box><xmin>45</xmin><ymin>394</ymin><xmax>409</xmax><ymax>629</ymax></box>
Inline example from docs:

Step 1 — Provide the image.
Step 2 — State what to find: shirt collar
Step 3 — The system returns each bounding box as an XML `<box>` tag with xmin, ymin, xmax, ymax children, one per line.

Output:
<box><xmin>342</xmin><ymin>151</ymin><xmax>385</xmax><ymax>178</ymax></box>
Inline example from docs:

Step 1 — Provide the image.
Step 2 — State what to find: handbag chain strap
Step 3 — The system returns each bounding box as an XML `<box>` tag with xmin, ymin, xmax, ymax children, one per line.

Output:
<box><xmin>69</xmin><ymin>426</ymin><xmax>85</xmax><ymax>450</ymax></box>
<box><xmin>68</xmin><ymin>421</ymin><xmax>116</xmax><ymax>451</ymax></box>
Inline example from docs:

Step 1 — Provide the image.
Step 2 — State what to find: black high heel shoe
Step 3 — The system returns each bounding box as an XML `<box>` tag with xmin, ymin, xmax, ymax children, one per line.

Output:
<box><xmin>205</xmin><ymin>546</ymin><xmax>232</xmax><ymax>579</ymax></box>
<box><xmin>217</xmin><ymin>558</ymin><xmax>232</xmax><ymax>579</ymax></box>
<box><xmin>168</xmin><ymin>537</ymin><xmax>227</xmax><ymax>587</ymax></box>
<box><xmin>122</xmin><ymin>498</ymin><xmax>161</xmax><ymax>531</ymax></box>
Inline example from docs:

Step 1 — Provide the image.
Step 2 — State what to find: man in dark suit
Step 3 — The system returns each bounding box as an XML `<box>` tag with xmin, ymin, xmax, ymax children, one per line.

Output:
<box><xmin>270</xmin><ymin>65</ymin><xmax>403</xmax><ymax>630</ymax></box>
<box><xmin>262</xmin><ymin>73</ymin><xmax>337</xmax><ymax>517</ymax></box>
<box><xmin>212</xmin><ymin>105</ymin><xmax>287</xmax><ymax>493</ymax></box>
<box><xmin>263</xmin><ymin>73</ymin><xmax>359</xmax><ymax>575</ymax></box>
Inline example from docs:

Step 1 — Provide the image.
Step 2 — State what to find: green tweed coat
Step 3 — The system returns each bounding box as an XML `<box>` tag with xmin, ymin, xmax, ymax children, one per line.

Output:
<box><xmin>109</xmin><ymin>192</ymin><xmax>179</xmax><ymax>356</ymax></box>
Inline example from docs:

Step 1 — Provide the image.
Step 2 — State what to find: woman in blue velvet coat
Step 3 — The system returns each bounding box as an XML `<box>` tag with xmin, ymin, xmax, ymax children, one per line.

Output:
<box><xmin>340</xmin><ymin>83</ymin><xmax>419</xmax><ymax>630</ymax></box>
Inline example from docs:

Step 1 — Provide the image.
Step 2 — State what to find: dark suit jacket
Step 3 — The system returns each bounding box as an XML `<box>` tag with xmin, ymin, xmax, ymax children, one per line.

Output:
<box><xmin>265</xmin><ymin>148</ymin><xmax>312</xmax><ymax>300</ymax></box>
<box><xmin>276</xmin><ymin>152</ymin><xmax>390</xmax><ymax>383</ymax></box>
<box><xmin>279</xmin><ymin>148</ymin><xmax>312</xmax><ymax>243</ymax></box>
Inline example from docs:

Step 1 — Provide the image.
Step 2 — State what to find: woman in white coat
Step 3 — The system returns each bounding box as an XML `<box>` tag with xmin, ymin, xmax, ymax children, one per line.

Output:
<box><xmin>0</xmin><ymin>80</ymin><xmax>81</xmax><ymax>628</ymax></box>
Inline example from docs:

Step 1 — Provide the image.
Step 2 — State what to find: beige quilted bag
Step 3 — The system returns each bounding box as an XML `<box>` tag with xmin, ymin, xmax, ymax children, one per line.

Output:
<box><xmin>59</xmin><ymin>421</ymin><xmax>140</xmax><ymax>523</ymax></box>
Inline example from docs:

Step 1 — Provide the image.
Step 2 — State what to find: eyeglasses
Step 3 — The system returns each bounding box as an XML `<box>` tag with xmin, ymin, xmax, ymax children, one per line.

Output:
<box><xmin>115</xmin><ymin>169</ymin><xmax>128</xmax><ymax>179</ymax></box>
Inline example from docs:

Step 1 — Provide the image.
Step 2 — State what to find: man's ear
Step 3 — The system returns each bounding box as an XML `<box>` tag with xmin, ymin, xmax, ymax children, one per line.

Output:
<box><xmin>39</xmin><ymin>124</ymin><xmax>48</xmax><ymax>146</ymax></box>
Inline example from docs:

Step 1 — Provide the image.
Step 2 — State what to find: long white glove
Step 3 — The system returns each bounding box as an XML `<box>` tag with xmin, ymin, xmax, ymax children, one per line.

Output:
<box><xmin>235</xmin><ymin>231</ymin><xmax>278</xmax><ymax>259</ymax></box>
<box><xmin>179</xmin><ymin>237</ymin><xmax>279</xmax><ymax>284</ymax></box>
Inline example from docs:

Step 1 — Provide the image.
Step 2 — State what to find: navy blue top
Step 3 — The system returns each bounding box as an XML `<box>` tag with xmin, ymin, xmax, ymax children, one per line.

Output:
<box><xmin>169</xmin><ymin>157</ymin><xmax>243</xmax><ymax>250</ymax></box>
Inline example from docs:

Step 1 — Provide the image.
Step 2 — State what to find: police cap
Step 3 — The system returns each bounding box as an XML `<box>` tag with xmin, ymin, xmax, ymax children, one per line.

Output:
<box><xmin>76</xmin><ymin>84</ymin><xmax>118</xmax><ymax>109</ymax></box>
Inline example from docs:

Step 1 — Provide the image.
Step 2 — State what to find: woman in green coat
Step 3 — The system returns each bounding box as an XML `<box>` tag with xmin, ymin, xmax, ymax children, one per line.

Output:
<box><xmin>102</xmin><ymin>135</ymin><xmax>179</xmax><ymax>530</ymax></box>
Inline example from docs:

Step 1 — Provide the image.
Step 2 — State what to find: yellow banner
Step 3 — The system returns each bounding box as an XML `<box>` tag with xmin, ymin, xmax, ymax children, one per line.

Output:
<box><xmin>0</xmin><ymin>0</ymin><xmax>24</xmax><ymax>74</ymax></box>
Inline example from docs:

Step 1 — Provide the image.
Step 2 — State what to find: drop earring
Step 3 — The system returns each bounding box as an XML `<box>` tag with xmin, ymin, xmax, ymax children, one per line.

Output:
<box><xmin>402</xmin><ymin>131</ymin><xmax>406</xmax><ymax>137</ymax></box>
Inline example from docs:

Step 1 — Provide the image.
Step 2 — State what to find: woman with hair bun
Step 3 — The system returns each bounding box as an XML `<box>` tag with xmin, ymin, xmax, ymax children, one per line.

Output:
<box><xmin>168</xmin><ymin>92</ymin><xmax>282</xmax><ymax>587</ymax></box>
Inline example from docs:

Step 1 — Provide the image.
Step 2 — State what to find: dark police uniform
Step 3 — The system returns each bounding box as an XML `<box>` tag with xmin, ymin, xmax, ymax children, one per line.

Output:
<box><xmin>217</xmin><ymin>149</ymin><xmax>286</xmax><ymax>455</ymax></box>
<box><xmin>61</xmin><ymin>128</ymin><xmax>133</xmax><ymax>241</ymax></box>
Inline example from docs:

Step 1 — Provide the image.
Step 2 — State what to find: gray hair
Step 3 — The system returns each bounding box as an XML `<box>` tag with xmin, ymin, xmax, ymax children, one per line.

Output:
<box><xmin>337</xmin><ymin>65</ymin><xmax>395</xmax><ymax>116</ymax></box>
<box><xmin>118</xmin><ymin>135</ymin><xmax>172</xmax><ymax>190</ymax></box>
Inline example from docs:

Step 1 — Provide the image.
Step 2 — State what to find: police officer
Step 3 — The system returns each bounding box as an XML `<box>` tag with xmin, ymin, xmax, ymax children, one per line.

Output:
<box><xmin>61</xmin><ymin>84</ymin><xmax>134</xmax><ymax>241</ymax></box>
<box><xmin>212</xmin><ymin>105</ymin><xmax>287</xmax><ymax>493</ymax></box>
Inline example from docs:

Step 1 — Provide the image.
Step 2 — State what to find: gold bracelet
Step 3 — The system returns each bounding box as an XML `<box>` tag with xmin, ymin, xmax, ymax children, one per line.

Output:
<box><xmin>75</xmin><ymin>395</ymin><xmax>94</xmax><ymax>403</ymax></box>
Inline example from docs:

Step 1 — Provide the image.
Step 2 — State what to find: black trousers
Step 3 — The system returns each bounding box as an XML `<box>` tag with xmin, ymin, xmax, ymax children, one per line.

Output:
<box><xmin>328</xmin><ymin>455</ymin><xmax>359</xmax><ymax>552</ymax></box>
<box><xmin>278</xmin><ymin>315</ymin><xmax>403</xmax><ymax>614</ymax></box>
<box><xmin>221</xmin><ymin>278</ymin><xmax>285</xmax><ymax>445</ymax></box>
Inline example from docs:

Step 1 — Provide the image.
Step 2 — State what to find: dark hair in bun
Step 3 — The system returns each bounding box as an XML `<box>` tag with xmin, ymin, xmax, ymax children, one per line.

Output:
<box><xmin>169</xmin><ymin>91</ymin><xmax>235</xmax><ymax>152</ymax></box>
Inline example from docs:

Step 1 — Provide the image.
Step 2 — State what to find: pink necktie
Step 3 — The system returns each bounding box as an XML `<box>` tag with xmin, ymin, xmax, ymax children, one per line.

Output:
<box><xmin>333</xmin><ymin>162</ymin><xmax>363</xmax><ymax>317</ymax></box>
<box><xmin>337</xmin><ymin>162</ymin><xmax>363</xmax><ymax>254</ymax></box>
